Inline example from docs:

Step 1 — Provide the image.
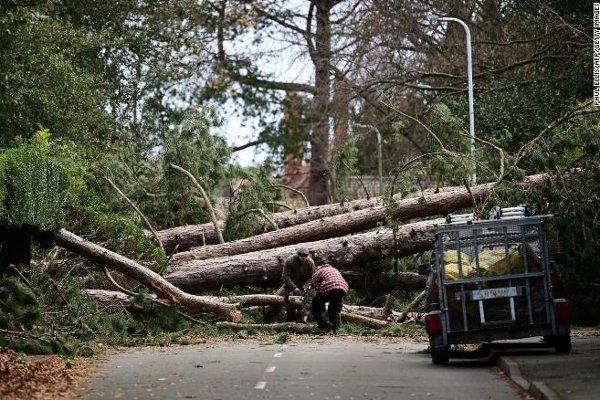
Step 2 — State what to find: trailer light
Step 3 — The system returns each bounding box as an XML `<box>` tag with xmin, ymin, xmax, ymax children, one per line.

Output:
<box><xmin>425</xmin><ymin>313</ymin><xmax>442</xmax><ymax>335</ymax></box>
<box><xmin>555</xmin><ymin>300</ymin><xmax>571</xmax><ymax>323</ymax></box>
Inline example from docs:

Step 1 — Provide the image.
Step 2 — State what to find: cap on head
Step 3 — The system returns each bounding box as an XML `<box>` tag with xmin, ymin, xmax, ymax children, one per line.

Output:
<box><xmin>297</xmin><ymin>247</ymin><xmax>310</xmax><ymax>256</ymax></box>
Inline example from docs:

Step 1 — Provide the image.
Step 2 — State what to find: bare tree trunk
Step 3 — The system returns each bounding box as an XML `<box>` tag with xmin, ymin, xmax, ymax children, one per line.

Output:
<box><xmin>340</xmin><ymin>312</ymin><xmax>391</xmax><ymax>329</ymax></box>
<box><xmin>56</xmin><ymin>229</ymin><xmax>242</xmax><ymax>322</ymax></box>
<box><xmin>84</xmin><ymin>289</ymin><xmax>145</xmax><ymax>313</ymax></box>
<box><xmin>154</xmin><ymin>182</ymin><xmax>464</xmax><ymax>252</ymax></box>
<box><xmin>342</xmin><ymin>305</ymin><xmax>403</xmax><ymax>321</ymax></box>
<box><xmin>165</xmin><ymin>219</ymin><xmax>438</xmax><ymax>293</ymax></box>
<box><xmin>308</xmin><ymin>1</ymin><xmax>333</xmax><ymax>206</ymax></box>
<box><xmin>172</xmin><ymin>173</ymin><xmax>553</xmax><ymax>264</ymax></box>
<box><xmin>86</xmin><ymin>289</ymin><xmax>285</xmax><ymax>310</ymax></box>
<box><xmin>341</xmin><ymin>271</ymin><xmax>427</xmax><ymax>293</ymax></box>
<box><xmin>156</xmin><ymin>172</ymin><xmax>559</xmax><ymax>253</ymax></box>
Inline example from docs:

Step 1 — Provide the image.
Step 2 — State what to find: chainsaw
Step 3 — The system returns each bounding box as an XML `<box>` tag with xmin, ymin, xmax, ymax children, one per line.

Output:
<box><xmin>287</xmin><ymin>295</ymin><xmax>306</xmax><ymax>305</ymax></box>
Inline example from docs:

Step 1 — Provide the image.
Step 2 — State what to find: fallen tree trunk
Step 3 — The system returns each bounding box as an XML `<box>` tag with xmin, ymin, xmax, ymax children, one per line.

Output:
<box><xmin>86</xmin><ymin>289</ymin><xmax>285</xmax><ymax>311</ymax></box>
<box><xmin>155</xmin><ymin>182</ymin><xmax>475</xmax><ymax>252</ymax></box>
<box><xmin>85</xmin><ymin>289</ymin><xmax>144</xmax><ymax>313</ymax></box>
<box><xmin>56</xmin><ymin>229</ymin><xmax>242</xmax><ymax>322</ymax></box>
<box><xmin>216</xmin><ymin>322</ymin><xmax>319</xmax><ymax>334</ymax></box>
<box><xmin>166</xmin><ymin>219</ymin><xmax>438</xmax><ymax>293</ymax></box>
<box><xmin>341</xmin><ymin>271</ymin><xmax>427</xmax><ymax>293</ymax></box>
<box><xmin>340</xmin><ymin>312</ymin><xmax>392</xmax><ymax>329</ymax></box>
<box><xmin>342</xmin><ymin>304</ymin><xmax>403</xmax><ymax>322</ymax></box>
<box><xmin>172</xmin><ymin>173</ymin><xmax>553</xmax><ymax>263</ymax></box>
<box><xmin>203</xmin><ymin>294</ymin><xmax>286</xmax><ymax>308</ymax></box>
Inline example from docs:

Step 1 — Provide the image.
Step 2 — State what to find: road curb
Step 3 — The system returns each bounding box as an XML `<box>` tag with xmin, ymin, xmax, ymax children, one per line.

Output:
<box><xmin>497</xmin><ymin>356</ymin><xmax>559</xmax><ymax>400</ymax></box>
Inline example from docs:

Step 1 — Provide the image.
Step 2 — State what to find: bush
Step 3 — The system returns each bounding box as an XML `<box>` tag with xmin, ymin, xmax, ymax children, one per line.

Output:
<box><xmin>0</xmin><ymin>143</ymin><xmax>68</xmax><ymax>232</ymax></box>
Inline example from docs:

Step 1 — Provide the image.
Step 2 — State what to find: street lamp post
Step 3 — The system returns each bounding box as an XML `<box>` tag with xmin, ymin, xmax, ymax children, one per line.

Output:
<box><xmin>354</xmin><ymin>123</ymin><xmax>383</xmax><ymax>196</ymax></box>
<box><xmin>430</xmin><ymin>16</ymin><xmax>476</xmax><ymax>185</ymax></box>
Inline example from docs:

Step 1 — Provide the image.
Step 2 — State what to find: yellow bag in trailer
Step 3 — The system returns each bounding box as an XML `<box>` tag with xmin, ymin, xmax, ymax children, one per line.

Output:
<box><xmin>442</xmin><ymin>250</ymin><xmax>473</xmax><ymax>280</ymax></box>
<box><xmin>467</xmin><ymin>244</ymin><xmax>541</xmax><ymax>278</ymax></box>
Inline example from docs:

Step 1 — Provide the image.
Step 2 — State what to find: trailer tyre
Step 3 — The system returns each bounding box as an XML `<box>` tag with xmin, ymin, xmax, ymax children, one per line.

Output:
<box><xmin>554</xmin><ymin>334</ymin><xmax>571</xmax><ymax>354</ymax></box>
<box><xmin>431</xmin><ymin>347</ymin><xmax>449</xmax><ymax>365</ymax></box>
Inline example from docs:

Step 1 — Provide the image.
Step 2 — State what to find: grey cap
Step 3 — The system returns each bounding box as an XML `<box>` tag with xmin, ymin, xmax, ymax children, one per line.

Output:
<box><xmin>297</xmin><ymin>247</ymin><xmax>310</xmax><ymax>256</ymax></box>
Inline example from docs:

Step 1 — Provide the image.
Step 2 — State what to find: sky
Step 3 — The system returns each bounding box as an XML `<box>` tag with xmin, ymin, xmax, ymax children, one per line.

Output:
<box><xmin>215</xmin><ymin>1</ymin><xmax>312</xmax><ymax>167</ymax></box>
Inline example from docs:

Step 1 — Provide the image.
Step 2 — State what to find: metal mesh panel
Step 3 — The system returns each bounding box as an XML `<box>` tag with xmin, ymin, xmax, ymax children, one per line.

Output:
<box><xmin>436</xmin><ymin>221</ymin><xmax>551</xmax><ymax>333</ymax></box>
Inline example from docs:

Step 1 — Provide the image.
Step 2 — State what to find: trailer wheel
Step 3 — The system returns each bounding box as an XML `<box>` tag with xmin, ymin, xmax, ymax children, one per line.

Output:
<box><xmin>554</xmin><ymin>334</ymin><xmax>571</xmax><ymax>353</ymax></box>
<box><xmin>431</xmin><ymin>347</ymin><xmax>449</xmax><ymax>365</ymax></box>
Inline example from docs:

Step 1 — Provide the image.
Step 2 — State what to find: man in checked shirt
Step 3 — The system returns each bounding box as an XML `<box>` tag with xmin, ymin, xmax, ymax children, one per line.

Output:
<box><xmin>311</xmin><ymin>264</ymin><xmax>349</xmax><ymax>334</ymax></box>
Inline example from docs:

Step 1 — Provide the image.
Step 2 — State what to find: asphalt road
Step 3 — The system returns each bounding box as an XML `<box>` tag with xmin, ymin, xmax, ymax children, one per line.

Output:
<box><xmin>84</xmin><ymin>338</ymin><xmax>525</xmax><ymax>400</ymax></box>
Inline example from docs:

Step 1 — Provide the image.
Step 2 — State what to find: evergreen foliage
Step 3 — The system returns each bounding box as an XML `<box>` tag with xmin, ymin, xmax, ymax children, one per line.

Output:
<box><xmin>0</xmin><ymin>136</ymin><xmax>68</xmax><ymax>232</ymax></box>
<box><xmin>331</xmin><ymin>132</ymin><xmax>360</xmax><ymax>201</ymax></box>
<box><xmin>224</xmin><ymin>167</ymin><xmax>282</xmax><ymax>241</ymax></box>
<box><xmin>0</xmin><ymin>270</ymin><xmax>204</xmax><ymax>356</ymax></box>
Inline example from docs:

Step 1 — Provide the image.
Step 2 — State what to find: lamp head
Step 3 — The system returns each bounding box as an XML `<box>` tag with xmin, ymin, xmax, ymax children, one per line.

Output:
<box><xmin>425</xmin><ymin>15</ymin><xmax>439</xmax><ymax>24</ymax></box>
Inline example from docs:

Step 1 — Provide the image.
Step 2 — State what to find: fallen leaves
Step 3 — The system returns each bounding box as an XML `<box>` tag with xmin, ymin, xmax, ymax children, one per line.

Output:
<box><xmin>0</xmin><ymin>348</ymin><xmax>89</xmax><ymax>400</ymax></box>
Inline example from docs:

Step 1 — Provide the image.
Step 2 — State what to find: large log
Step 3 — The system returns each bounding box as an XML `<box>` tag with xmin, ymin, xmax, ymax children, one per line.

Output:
<box><xmin>340</xmin><ymin>312</ymin><xmax>392</xmax><ymax>329</ymax></box>
<box><xmin>165</xmin><ymin>219</ymin><xmax>439</xmax><ymax>293</ymax></box>
<box><xmin>86</xmin><ymin>289</ymin><xmax>285</xmax><ymax>310</ymax></box>
<box><xmin>155</xmin><ymin>183</ymin><xmax>469</xmax><ymax>252</ymax></box>
<box><xmin>171</xmin><ymin>173</ymin><xmax>553</xmax><ymax>264</ymax></box>
<box><xmin>56</xmin><ymin>229</ymin><xmax>242</xmax><ymax>322</ymax></box>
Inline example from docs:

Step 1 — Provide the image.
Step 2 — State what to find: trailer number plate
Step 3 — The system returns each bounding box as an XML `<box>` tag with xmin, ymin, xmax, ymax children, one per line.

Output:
<box><xmin>471</xmin><ymin>287</ymin><xmax>517</xmax><ymax>300</ymax></box>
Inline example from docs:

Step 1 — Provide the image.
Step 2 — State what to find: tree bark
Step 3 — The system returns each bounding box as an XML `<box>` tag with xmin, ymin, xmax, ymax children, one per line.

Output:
<box><xmin>342</xmin><ymin>305</ymin><xmax>403</xmax><ymax>322</ymax></box>
<box><xmin>341</xmin><ymin>270</ymin><xmax>428</xmax><ymax>293</ymax></box>
<box><xmin>85</xmin><ymin>289</ymin><xmax>145</xmax><ymax>313</ymax></box>
<box><xmin>171</xmin><ymin>173</ymin><xmax>553</xmax><ymax>264</ymax></box>
<box><xmin>55</xmin><ymin>229</ymin><xmax>242</xmax><ymax>322</ymax></box>
<box><xmin>340</xmin><ymin>312</ymin><xmax>391</xmax><ymax>329</ymax></box>
<box><xmin>308</xmin><ymin>1</ymin><xmax>333</xmax><ymax>205</ymax></box>
<box><xmin>86</xmin><ymin>289</ymin><xmax>285</xmax><ymax>310</ymax></box>
<box><xmin>165</xmin><ymin>219</ymin><xmax>439</xmax><ymax>293</ymax></box>
<box><xmin>154</xmin><ymin>182</ymin><xmax>461</xmax><ymax>252</ymax></box>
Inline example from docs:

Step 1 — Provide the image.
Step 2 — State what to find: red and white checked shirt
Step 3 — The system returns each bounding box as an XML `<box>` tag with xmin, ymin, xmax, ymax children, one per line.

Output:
<box><xmin>312</xmin><ymin>264</ymin><xmax>349</xmax><ymax>294</ymax></box>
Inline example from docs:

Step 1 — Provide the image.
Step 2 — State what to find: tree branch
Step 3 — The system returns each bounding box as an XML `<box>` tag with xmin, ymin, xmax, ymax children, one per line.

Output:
<box><xmin>266</xmin><ymin>184</ymin><xmax>309</xmax><ymax>207</ymax></box>
<box><xmin>232</xmin><ymin>139</ymin><xmax>264</xmax><ymax>152</ymax></box>
<box><xmin>102</xmin><ymin>174</ymin><xmax>164</xmax><ymax>252</ymax></box>
<box><xmin>169</xmin><ymin>164</ymin><xmax>225</xmax><ymax>244</ymax></box>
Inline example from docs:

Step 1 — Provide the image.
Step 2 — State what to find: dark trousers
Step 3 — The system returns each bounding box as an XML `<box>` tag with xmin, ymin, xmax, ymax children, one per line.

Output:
<box><xmin>311</xmin><ymin>290</ymin><xmax>345</xmax><ymax>332</ymax></box>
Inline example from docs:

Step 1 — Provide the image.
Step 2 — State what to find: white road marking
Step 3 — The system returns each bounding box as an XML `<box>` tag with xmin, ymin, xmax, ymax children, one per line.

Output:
<box><xmin>254</xmin><ymin>381</ymin><xmax>267</xmax><ymax>390</ymax></box>
<box><xmin>274</xmin><ymin>352</ymin><xmax>283</xmax><ymax>358</ymax></box>
<box><xmin>265</xmin><ymin>366</ymin><xmax>276</xmax><ymax>373</ymax></box>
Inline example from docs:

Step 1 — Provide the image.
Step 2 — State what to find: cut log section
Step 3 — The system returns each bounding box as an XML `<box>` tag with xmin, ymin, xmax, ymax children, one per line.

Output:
<box><xmin>56</xmin><ymin>229</ymin><xmax>242</xmax><ymax>322</ymax></box>
<box><xmin>165</xmin><ymin>219</ymin><xmax>439</xmax><ymax>293</ymax></box>
<box><xmin>170</xmin><ymin>173</ymin><xmax>553</xmax><ymax>263</ymax></box>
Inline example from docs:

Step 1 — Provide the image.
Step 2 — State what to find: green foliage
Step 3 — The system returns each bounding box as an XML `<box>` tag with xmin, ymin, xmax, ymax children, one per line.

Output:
<box><xmin>0</xmin><ymin>269</ymin><xmax>205</xmax><ymax>356</ymax></box>
<box><xmin>273</xmin><ymin>332</ymin><xmax>290</xmax><ymax>344</ymax></box>
<box><xmin>331</xmin><ymin>132</ymin><xmax>360</xmax><ymax>201</ymax></box>
<box><xmin>0</xmin><ymin>278</ymin><xmax>42</xmax><ymax>331</ymax></box>
<box><xmin>0</xmin><ymin>8</ymin><xmax>111</xmax><ymax>148</ymax></box>
<box><xmin>0</xmin><ymin>139</ymin><xmax>68</xmax><ymax>232</ymax></box>
<box><xmin>224</xmin><ymin>167</ymin><xmax>282</xmax><ymax>241</ymax></box>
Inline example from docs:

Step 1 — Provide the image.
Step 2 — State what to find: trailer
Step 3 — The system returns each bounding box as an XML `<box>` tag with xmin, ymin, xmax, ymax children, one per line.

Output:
<box><xmin>424</xmin><ymin>206</ymin><xmax>571</xmax><ymax>364</ymax></box>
